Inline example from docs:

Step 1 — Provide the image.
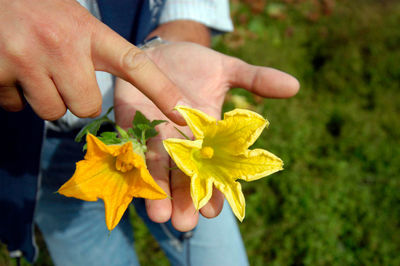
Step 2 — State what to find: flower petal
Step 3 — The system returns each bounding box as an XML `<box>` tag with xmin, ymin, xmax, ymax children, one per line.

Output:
<box><xmin>194</xmin><ymin>162</ymin><xmax>246</xmax><ymax>220</ymax></box>
<box><xmin>213</xmin><ymin>179</ymin><xmax>245</xmax><ymax>221</ymax></box>
<box><xmin>103</xmin><ymin>166</ymin><xmax>167</xmax><ymax>231</ymax></box>
<box><xmin>85</xmin><ymin>133</ymin><xmax>120</xmax><ymax>160</ymax></box>
<box><xmin>162</xmin><ymin>138</ymin><xmax>202</xmax><ymax>176</ymax></box>
<box><xmin>211</xmin><ymin>148</ymin><xmax>283</xmax><ymax>182</ymax></box>
<box><xmin>204</xmin><ymin>109</ymin><xmax>268</xmax><ymax>155</ymax></box>
<box><xmin>175</xmin><ymin>105</ymin><xmax>216</xmax><ymax>139</ymax></box>
<box><xmin>126</xmin><ymin>167</ymin><xmax>167</xmax><ymax>199</ymax></box>
<box><xmin>58</xmin><ymin>156</ymin><xmax>115</xmax><ymax>201</ymax></box>
<box><xmin>190</xmin><ymin>173</ymin><xmax>214</xmax><ymax>210</ymax></box>
<box><xmin>103</xmin><ymin>186</ymin><xmax>132</xmax><ymax>231</ymax></box>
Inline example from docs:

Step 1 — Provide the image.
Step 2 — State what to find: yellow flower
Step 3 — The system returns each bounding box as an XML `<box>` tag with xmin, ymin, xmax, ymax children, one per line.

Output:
<box><xmin>163</xmin><ymin>106</ymin><xmax>283</xmax><ymax>221</ymax></box>
<box><xmin>58</xmin><ymin>134</ymin><xmax>167</xmax><ymax>231</ymax></box>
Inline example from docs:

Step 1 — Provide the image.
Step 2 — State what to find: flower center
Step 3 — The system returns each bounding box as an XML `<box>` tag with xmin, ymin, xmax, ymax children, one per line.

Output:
<box><xmin>115</xmin><ymin>145</ymin><xmax>138</xmax><ymax>173</ymax></box>
<box><xmin>200</xmin><ymin>146</ymin><xmax>214</xmax><ymax>159</ymax></box>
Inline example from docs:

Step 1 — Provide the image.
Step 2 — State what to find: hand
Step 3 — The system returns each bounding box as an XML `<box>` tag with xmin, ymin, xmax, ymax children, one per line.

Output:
<box><xmin>114</xmin><ymin>42</ymin><xmax>299</xmax><ymax>231</ymax></box>
<box><xmin>0</xmin><ymin>0</ymin><xmax>186</xmax><ymax>124</ymax></box>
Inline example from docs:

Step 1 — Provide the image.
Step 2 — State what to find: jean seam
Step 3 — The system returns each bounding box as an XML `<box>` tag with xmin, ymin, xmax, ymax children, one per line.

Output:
<box><xmin>186</xmin><ymin>238</ymin><xmax>191</xmax><ymax>266</ymax></box>
<box><xmin>160</xmin><ymin>223</ymin><xmax>183</xmax><ymax>252</ymax></box>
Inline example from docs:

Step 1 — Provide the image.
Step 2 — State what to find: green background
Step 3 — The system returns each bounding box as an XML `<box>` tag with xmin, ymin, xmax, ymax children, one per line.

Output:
<box><xmin>1</xmin><ymin>0</ymin><xmax>399</xmax><ymax>265</ymax></box>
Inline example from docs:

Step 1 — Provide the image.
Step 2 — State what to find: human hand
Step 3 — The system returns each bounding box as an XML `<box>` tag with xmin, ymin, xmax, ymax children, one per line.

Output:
<box><xmin>114</xmin><ymin>42</ymin><xmax>299</xmax><ymax>231</ymax></box>
<box><xmin>0</xmin><ymin>0</ymin><xmax>186</xmax><ymax>124</ymax></box>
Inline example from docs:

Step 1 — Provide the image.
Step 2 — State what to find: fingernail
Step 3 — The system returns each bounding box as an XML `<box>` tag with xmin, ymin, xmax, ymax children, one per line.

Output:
<box><xmin>175</xmin><ymin>99</ymin><xmax>191</xmax><ymax>108</ymax></box>
<box><xmin>171</xmin><ymin>100</ymin><xmax>190</xmax><ymax>126</ymax></box>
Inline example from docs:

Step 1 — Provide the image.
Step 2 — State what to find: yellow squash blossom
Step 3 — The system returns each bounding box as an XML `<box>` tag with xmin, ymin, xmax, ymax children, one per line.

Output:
<box><xmin>58</xmin><ymin>134</ymin><xmax>167</xmax><ymax>231</ymax></box>
<box><xmin>163</xmin><ymin>106</ymin><xmax>283</xmax><ymax>221</ymax></box>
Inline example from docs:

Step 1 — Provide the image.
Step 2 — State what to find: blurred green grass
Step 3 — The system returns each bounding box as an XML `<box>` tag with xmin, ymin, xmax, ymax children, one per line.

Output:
<box><xmin>219</xmin><ymin>0</ymin><xmax>400</xmax><ymax>265</ymax></box>
<box><xmin>2</xmin><ymin>0</ymin><xmax>399</xmax><ymax>265</ymax></box>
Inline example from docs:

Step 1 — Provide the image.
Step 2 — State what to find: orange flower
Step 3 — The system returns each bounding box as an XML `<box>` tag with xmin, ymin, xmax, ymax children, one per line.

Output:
<box><xmin>58</xmin><ymin>134</ymin><xmax>167</xmax><ymax>231</ymax></box>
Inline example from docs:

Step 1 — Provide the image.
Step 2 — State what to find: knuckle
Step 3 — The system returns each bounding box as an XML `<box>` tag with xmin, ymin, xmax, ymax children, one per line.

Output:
<box><xmin>35</xmin><ymin>24</ymin><xmax>64</xmax><ymax>51</ymax></box>
<box><xmin>71</xmin><ymin>98</ymin><xmax>102</xmax><ymax>118</ymax></box>
<box><xmin>27</xmin><ymin>92</ymin><xmax>67</xmax><ymax>121</ymax></box>
<box><xmin>160</xmin><ymin>81</ymin><xmax>176</xmax><ymax>95</ymax></box>
<box><xmin>1</xmin><ymin>39</ymin><xmax>29</xmax><ymax>65</ymax></box>
<box><xmin>62</xmin><ymin>76</ymin><xmax>102</xmax><ymax>118</ymax></box>
<box><xmin>121</xmin><ymin>48</ymin><xmax>150</xmax><ymax>72</ymax></box>
<box><xmin>39</xmin><ymin>106</ymin><xmax>67</xmax><ymax>121</ymax></box>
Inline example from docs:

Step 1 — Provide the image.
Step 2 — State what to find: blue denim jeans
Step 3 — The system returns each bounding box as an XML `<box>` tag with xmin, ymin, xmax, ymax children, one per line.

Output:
<box><xmin>34</xmin><ymin>136</ymin><xmax>248</xmax><ymax>266</ymax></box>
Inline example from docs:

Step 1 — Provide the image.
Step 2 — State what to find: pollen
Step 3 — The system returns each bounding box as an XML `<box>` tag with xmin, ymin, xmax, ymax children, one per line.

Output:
<box><xmin>200</xmin><ymin>146</ymin><xmax>214</xmax><ymax>159</ymax></box>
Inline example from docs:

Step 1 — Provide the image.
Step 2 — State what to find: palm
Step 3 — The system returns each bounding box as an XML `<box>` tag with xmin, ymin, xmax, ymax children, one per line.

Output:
<box><xmin>114</xmin><ymin>42</ymin><xmax>299</xmax><ymax>232</ymax></box>
<box><xmin>116</xmin><ymin>42</ymin><xmax>230</xmax><ymax>125</ymax></box>
<box><xmin>147</xmin><ymin>42</ymin><xmax>230</xmax><ymax>117</ymax></box>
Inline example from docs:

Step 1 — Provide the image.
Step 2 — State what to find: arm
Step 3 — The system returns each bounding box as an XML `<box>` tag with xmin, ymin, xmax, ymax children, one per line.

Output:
<box><xmin>146</xmin><ymin>20</ymin><xmax>211</xmax><ymax>47</ymax></box>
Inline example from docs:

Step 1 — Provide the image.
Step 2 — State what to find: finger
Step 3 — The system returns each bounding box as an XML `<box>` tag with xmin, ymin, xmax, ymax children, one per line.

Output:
<box><xmin>51</xmin><ymin>54</ymin><xmax>102</xmax><ymax>118</ymax></box>
<box><xmin>199</xmin><ymin>187</ymin><xmax>225</xmax><ymax>218</ymax></box>
<box><xmin>113</xmin><ymin>80</ymin><xmax>173</xmax><ymax>222</ymax></box>
<box><xmin>145</xmin><ymin>135</ymin><xmax>172</xmax><ymax>223</ymax></box>
<box><xmin>170</xmin><ymin>167</ymin><xmax>199</xmax><ymax>232</ymax></box>
<box><xmin>91</xmin><ymin>23</ymin><xmax>187</xmax><ymax>125</ymax></box>
<box><xmin>0</xmin><ymin>85</ymin><xmax>24</xmax><ymax>112</ymax></box>
<box><xmin>227</xmin><ymin>57</ymin><xmax>300</xmax><ymax>98</ymax></box>
<box><xmin>20</xmin><ymin>74</ymin><xmax>67</xmax><ymax>120</ymax></box>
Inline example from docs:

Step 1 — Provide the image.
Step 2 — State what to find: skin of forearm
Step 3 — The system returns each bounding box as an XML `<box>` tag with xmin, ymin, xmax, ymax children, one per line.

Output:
<box><xmin>146</xmin><ymin>20</ymin><xmax>211</xmax><ymax>47</ymax></box>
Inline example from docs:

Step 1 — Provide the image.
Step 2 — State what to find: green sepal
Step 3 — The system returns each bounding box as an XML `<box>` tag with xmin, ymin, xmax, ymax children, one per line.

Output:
<box><xmin>75</xmin><ymin>108</ymin><xmax>164</xmax><ymax>152</ymax></box>
<box><xmin>131</xmin><ymin>111</ymin><xmax>167</xmax><ymax>144</ymax></box>
<box><xmin>131</xmin><ymin>139</ymin><xmax>147</xmax><ymax>159</ymax></box>
<box><xmin>127</xmin><ymin>128</ymin><xmax>136</xmax><ymax>139</ymax></box>
<box><xmin>115</xmin><ymin>125</ymin><xmax>130</xmax><ymax>141</ymax></box>
<box><xmin>150</xmin><ymin>120</ymin><xmax>167</xmax><ymax>127</ymax></box>
<box><xmin>97</xmin><ymin>132</ymin><xmax>122</xmax><ymax>146</ymax></box>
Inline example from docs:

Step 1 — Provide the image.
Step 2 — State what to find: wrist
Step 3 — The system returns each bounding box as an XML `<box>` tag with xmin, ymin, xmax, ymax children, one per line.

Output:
<box><xmin>146</xmin><ymin>20</ymin><xmax>211</xmax><ymax>47</ymax></box>
<box><xmin>138</xmin><ymin>36</ymin><xmax>170</xmax><ymax>50</ymax></box>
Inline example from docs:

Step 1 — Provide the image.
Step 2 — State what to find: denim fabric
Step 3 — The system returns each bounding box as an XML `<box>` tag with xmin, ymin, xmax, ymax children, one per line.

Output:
<box><xmin>96</xmin><ymin>0</ymin><xmax>165</xmax><ymax>45</ymax></box>
<box><xmin>0</xmin><ymin>106</ymin><xmax>44</xmax><ymax>262</ymax></box>
<box><xmin>34</xmin><ymin>136</ymin><xmax>248</xmax><ymax>266</ymax></box>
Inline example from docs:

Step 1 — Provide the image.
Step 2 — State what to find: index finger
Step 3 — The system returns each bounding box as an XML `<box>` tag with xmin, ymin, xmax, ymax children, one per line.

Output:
<box><xmin>90</xmin><ymin>23</ymin><xmax>186</xmax><ymax>125</ymax></box>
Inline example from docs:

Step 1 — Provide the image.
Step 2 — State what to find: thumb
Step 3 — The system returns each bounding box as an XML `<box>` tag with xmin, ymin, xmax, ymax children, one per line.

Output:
<box><xmin>226</xmin><ymin>57</ymin><xmax>300</xmax><ymax>98</ymax></box>
<box><xmin>90</xmin><ymin>22</ymin><xmax>187</xmax><ymax>125</ymax></box>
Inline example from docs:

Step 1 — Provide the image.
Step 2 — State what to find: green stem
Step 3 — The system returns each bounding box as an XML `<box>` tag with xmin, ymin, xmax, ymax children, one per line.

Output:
<box><xmin>173</xmin><ymin>127</ymin><xmax>191</xmax><ymax>140</ymax></box>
